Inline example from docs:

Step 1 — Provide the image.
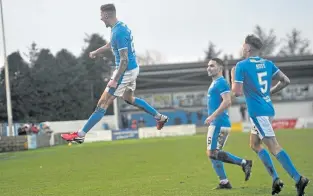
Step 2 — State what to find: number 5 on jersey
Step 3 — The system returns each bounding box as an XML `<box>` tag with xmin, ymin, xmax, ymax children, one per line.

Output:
<box><xmin>258</xmin><ymin>72</ymin><xmax>268</xmax><ymax>94</ymax></box>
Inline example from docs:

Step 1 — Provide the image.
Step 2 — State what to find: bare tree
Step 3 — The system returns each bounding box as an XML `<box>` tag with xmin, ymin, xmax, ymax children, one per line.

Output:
<box><xmin>278</xmin><ymin>28</ymin><xmax>312</xmax><ymax>56</ymax></box>
<box><xmin>23</xmin><ymin>42</ymin><xmax>39</xmax><ymax>67</ymax></box>
<box><xmin>204</xmin><ymin>42</ymin><xmax>222</xmax><ymax>60</ymax></box>
<box><xmin>253</xmin><ymin>25</ymin><xmax>278</xmax><ymax>56</ymax></box>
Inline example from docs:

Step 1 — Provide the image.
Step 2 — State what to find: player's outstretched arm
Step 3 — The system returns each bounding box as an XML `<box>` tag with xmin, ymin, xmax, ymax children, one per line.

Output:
<box><xmin>89</xmin><ymin>42</ymin><xmax>111</xmax><ymax>58</ymax></box>
<box><xmin>113</xmin><ymin>48</ymin><xmax>128</xmax><ymax>82</ymax></box>
<box><xmin>270</xmin><ymin>71</ymin><xmax>290</xmax><ymax>95</ymax></box>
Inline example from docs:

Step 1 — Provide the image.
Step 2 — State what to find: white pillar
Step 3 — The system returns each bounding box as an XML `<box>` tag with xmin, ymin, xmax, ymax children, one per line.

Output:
<box><xmin>1</xmin><ymin>0</ymin><xmax>14</xmax><ymax>136</ymax></box>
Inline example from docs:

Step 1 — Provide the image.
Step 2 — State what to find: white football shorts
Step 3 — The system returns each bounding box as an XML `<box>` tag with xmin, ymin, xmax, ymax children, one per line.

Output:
<box><xmin>250</xmin><ymin>116</ymin><xmax>275</xmax><ymax>139</ymax></box>
<box><xmin>207</xmin><ymin>125</ymin><xmax>231</xmax><ymax>150</ymax></box>
<box><xmin>106</xmin><ymin>67</ymin><xmax>139</xmax><ymax>97</ymax></box>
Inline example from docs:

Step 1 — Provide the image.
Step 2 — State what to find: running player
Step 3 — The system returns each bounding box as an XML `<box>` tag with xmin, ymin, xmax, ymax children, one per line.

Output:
<box><xmin>232</xmin><ymin>34</ymin><xmax>309</xmax><ymax>196</ymax></box>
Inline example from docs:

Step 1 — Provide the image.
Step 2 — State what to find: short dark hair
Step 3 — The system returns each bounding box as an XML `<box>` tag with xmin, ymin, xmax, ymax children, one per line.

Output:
<box><xmin>245</xmin><ymin>34</ymin><xmax>263</xmax><ymax>50</ymax></box>
<box><xmin>100</xmin><ymin>4</ymin><xmax>116</xmax><ymax>13</ymax></box>
<box><xmin>211</xmin><ymin>58</ymin><xmax>224</xmax><ymax>67</ymax></box>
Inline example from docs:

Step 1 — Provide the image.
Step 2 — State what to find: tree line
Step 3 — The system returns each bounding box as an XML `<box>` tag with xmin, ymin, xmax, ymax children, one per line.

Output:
<box><xmin>0</xmin><ymin>25</ymin><xmax>312</xmax><ymax>123</ymax></box>
<box><xmin>205</xmin><ymin>25</ymin><xmax>312</xmax><ymax>60</ymax></box>
<box><xmin>0</xmin><ymin>34</ymin><xmax>115</xmax><ymax>123</ymax></box>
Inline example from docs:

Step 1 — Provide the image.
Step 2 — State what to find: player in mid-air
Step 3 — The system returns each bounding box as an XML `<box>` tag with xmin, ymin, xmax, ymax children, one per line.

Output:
<box><xmin>231</xmin><ymin>34</ymin><xmax>309</xmax><ymax>196</ymax></box>
<box><xmin>61</xmin><ymin>4</ymin><xmax>168</xmax><ymax>143</ymax></box>
<box><xmin>205</xmin><ymin>58</ymin><xmax>253</xmax><ymax>189</ymax></box>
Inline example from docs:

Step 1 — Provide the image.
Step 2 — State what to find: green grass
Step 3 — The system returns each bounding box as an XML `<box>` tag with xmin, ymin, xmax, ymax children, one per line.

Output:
<box><xmin>0</xmin><ymin>129</ymin><xmax>312</xmax><ymax>196</ymax></box>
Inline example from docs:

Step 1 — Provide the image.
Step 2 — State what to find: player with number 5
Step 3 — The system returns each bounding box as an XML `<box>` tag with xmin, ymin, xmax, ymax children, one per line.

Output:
<box><xmin>231</xmin><ymin>35</ymin><xmax>309</xmax><ymax>196</ymax></box>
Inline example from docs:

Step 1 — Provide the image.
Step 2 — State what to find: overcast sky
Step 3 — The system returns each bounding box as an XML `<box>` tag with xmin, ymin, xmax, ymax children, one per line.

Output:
<box><xmin>0</xmin><ymin>0</ymin><xmax>312</xmax><ymax>66</ymax></box>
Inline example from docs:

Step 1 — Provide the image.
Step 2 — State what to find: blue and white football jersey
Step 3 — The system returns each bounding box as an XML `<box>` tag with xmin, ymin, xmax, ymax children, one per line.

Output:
<box><xmin>235</xmin><ymin>56</ymin><xmax>280</xmax><ymax>117</ymax></box>
<box><xmin>110</xmin><ymin>21</ymin><xmax>138</xmax><ymax>70</ymax></box>
<box><xmin>207</xmin><ymin>76</ymin><xmax>231</xmax><ymax>127</ymax></box>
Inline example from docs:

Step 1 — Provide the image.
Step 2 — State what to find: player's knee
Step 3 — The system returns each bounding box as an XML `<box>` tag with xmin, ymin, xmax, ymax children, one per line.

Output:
<box><xmin>97</xmin><ymin>98</ymin><xmax>108</xmax><ymax>108</ymax></box>
<box><xmin>122</xmin><ymin>94</ymin><xmax>134</xmax><ymax>104</ymax></box>
<box><xmin>206</xmin><ymin>150</ymin><xmax>211</xmax><ymax>157</ymax></box>
<box><xmin>123</xmin><ymin>97</ymin><xmax>134</xmax><ymax>105</ymax></box>
<box><xmin>97</xmin><ymin>95</ymin><xmax>115</xmax><ymax>109</ymax></box>
<box><xmin>263</xmin><ymin>137</ymin><xmax>282</xmax><ymax>155</ymax></box>
<box><xmin>97</xmin><ymin>102</ymin><xmax>109</xmax><ymax>109</ymax></box>
<box><xmin>268</xmin><ymin>142</ymin><xmax>282</xmax><ymax>156</ymax></box>
<box><xmin>250</xmin><ymin>142</ymin><xmax>262</xmax><ymax>153</ymax></box>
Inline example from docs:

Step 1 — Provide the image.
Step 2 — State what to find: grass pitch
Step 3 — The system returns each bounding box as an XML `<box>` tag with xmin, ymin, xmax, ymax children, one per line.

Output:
<box><xmin>0</xmin><ymin>129</ymin><xmax>312</xmax><ymax>196</ymax></box>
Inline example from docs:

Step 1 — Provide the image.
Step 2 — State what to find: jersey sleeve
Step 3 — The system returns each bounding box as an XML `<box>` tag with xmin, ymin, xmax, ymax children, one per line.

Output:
<box><xmin>218</xmin><ymin>80</ymin><xmax>231</xmax><ymax>96</ymax></box>
<box><xmin>234</xmin><ymin>62</ymin><xmax>244</xmax><ymax>83</ymax></box>
<box><xmin>115</xmin><ymin>30</ymin><xmax>129</xmax><ymax>51</ymax></box>
<box><xmin>270</xmin><ymin>61</ymin><xmax>280</xmax><ymax>77</ymax></box>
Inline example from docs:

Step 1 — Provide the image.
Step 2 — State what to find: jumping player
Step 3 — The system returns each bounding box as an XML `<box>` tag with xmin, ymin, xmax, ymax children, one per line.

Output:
<box><xmin>61</xmin><ymin>4</ymin><xmax>168</xmax><ymax>143</ymax></box>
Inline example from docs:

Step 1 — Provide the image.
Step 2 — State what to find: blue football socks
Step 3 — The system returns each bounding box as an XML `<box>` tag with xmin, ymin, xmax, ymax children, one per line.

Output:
<box><xmin>216</xmin><ymin>151</ymin><xmax>245</xmax><ymax>165</ymax></box>
<box><xmin>276</xmin><ymin>149</ymin><xmax>301</xmax><ymax>182</ymax></box>
<box><xmin>133</xmin><ymin>97</ymin><xmax>159</xmax><ymax>117</ymax></box>
<box><xmin>258</xmin><ymin>149</ymin><xmax>279</xmax><ymax>181</ymax></box>
<box><xmin>211</xmin><ymin>159</ymin><xmax>227</xmax><ymax>180</ymax></box>
<box><xmin>80</xmin><ymin>107</ymin><xmax>106</xmax><ymax>135</ymax></box>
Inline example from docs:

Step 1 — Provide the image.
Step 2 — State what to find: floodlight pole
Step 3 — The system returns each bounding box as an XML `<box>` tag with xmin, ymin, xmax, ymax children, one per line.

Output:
<box><xmin>0</xmin><ymin>0</ymin><xmax>14</xmax><ymax>136</ymax></box>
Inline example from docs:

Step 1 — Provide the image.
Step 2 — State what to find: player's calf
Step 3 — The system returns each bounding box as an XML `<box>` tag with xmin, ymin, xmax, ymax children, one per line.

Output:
<box><xmin>250</xmin><ymin>132</ymin><xmax>280</xmax><ymax>182</ymax></box>
<box><xmin>209</xmin><ymin>158</ymin><xmax>231</xmax><ymax>189</ymax></box>
<box><xmin>251</xmin><ymin>131</ymin><xmax>283</xmax><ymax>192</ymax></box>
<box><xmin>122</xmin><ymin>91</ymin><xmax>158</xmax><ymax>116</ymax></box>
<box><xmin>208</xmin><ymin>150</ymin><xmax>252</xmax><ymax>181</ymax></box>
<box><xmin>209</xmin><ymin>150</ymin><xmax>247</xmax><ymax>166</ymax></box>
<box><xmin>263</xmin><ymin>137</ymin><xmax>302</xmax><ymax>184</ymax></box>
<box><xmin>61</xmin><ymin>91</ymin><xmax>114</xmax><ymax>143</ymax></box>
<box><xmin>123</xmin><ymin>94</ymin><xmax>168</xmax><ymax>130</ymax></box>
<box><xmin>61</xmin><ymin>106</ymin><xmax>108</xmax><ymax>142</ymax></box>
<box><xmin>131</xmin><ymin>97</ymin><xmax>159</xmax><ymax>116</ymax></box>
<box><xmin>253</xmin><ymin>148</ymin><xmax>280</xmax><ymax>182</ymax></box>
